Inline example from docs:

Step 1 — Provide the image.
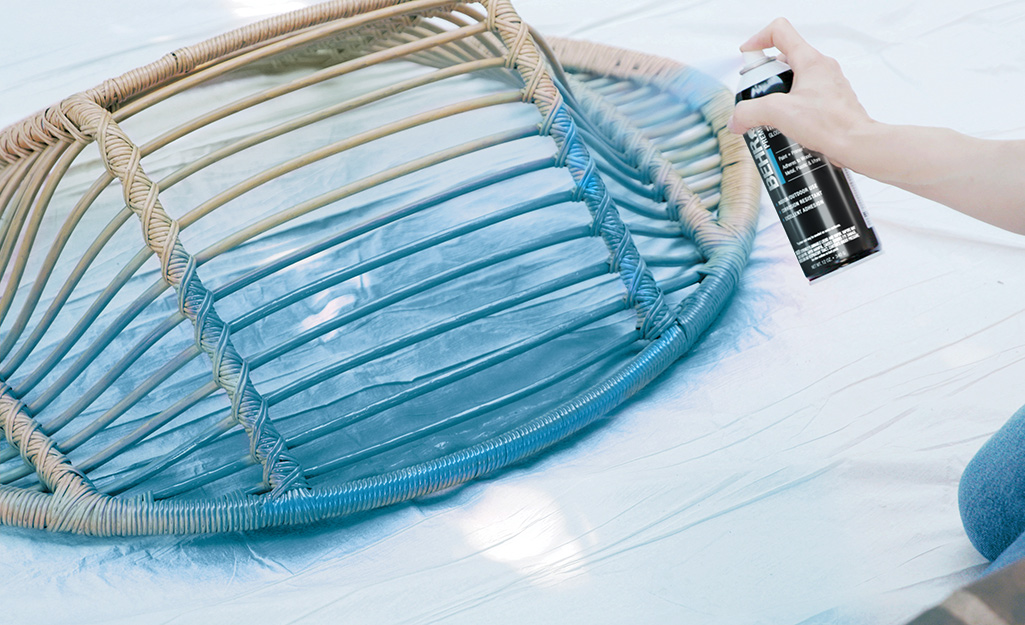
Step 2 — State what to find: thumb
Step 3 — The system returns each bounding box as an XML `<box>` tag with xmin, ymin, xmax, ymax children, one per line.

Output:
<box><xmin>727</xmin><ymin>94</ymin><xmax>789</xmax><ymax>135</ymax></box>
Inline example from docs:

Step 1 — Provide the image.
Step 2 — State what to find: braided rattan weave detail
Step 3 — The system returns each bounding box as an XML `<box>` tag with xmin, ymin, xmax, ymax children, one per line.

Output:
<box><xmin>484</xmin><ymin>1</ymin><xmax>673</xmax><ymax>337</ymax></box>
<box><xmin>60</xmin><ymin>95</ymin><xmax>310</xmax><ymax>497</ymax></box>
<box><xmin>0</xmin><ymin>0</ymin><xmax>759</xmax><ymax>534</ymax></box>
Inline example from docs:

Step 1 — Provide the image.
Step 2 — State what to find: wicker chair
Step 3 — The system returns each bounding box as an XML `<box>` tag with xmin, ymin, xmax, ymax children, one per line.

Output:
<box><xmin>0</xmin><ymin>0</ymin><xmax>758</xmax><ymax>534</ymax></box>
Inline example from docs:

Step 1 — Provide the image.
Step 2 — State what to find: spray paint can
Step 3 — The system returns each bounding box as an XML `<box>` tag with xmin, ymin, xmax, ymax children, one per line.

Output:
<box><xmin>736</xmin><ymin>50</ymin><xmax>880</xmax><ymax>282</ymax></box>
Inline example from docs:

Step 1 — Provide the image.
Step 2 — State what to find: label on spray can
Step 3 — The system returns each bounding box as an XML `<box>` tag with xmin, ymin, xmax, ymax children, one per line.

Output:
<box><xmin>736</xmin><ymin>54</ymin><xmax>880</xmax><ymax>281</ymax></box>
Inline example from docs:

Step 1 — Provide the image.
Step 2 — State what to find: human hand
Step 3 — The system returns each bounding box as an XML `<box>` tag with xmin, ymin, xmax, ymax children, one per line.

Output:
<box><xmin>727</xmin><ymin>18</ymin><xmax>875</xmax><ymax>168</ymax></box>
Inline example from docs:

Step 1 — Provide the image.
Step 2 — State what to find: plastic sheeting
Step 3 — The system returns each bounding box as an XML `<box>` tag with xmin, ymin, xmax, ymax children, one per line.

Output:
<box><xmin>2</xmin><ymin>1</ymin><xmax>1025</xmax><ymax>623</ymax></box>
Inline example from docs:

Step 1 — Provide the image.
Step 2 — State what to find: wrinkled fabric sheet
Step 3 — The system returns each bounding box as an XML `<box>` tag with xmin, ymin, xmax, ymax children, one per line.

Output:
<box><xmin>2</xmin><ymin>1</ymin><xmax>1025</xmax><ymax>623</ymax></box>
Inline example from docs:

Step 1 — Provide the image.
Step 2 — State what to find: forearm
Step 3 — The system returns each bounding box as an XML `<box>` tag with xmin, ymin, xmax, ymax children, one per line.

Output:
<box><xmin>840</xmin><ymin>122</ymin><xmax>1025</xmax><ymax>234</ymax></box>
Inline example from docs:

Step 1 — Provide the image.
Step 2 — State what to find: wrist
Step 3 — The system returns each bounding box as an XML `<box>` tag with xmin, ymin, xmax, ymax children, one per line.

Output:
<box><xmin>830</xmin><ymin>117</ymin><xmax>885</xmax><ymax>172</ymax></box>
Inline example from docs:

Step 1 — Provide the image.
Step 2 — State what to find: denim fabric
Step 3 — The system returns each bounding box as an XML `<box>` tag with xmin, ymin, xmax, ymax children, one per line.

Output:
<box><xmin>959</xmin><ymin>404</ymin><xmax>1025</xmax><ymax>566</ymax></box>
<box><xmin>989</xmin><ymin>529</ymin><xmax>1025</xmax><ymax>572</ymax></box>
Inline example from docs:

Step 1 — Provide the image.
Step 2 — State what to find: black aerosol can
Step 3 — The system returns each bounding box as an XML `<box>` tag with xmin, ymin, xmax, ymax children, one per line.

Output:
<box><xmin>736</xmin><ymin>50</ymin><xmax>880</xmax><ymax>282</ymax></box>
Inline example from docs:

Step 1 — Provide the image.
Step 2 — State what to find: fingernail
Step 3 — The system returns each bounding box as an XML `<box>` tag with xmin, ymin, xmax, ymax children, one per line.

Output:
<box><xmin>726</xmin><ymin>115</ymin><xmax>739</xmax><ymax>134</ymax></box>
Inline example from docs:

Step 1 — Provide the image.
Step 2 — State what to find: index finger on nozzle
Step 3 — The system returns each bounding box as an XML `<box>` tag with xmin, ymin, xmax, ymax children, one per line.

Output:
<box><xmin>740</xmin><ymin>18</ymin><xmax>817</xmax><ymax>69</ymax></box>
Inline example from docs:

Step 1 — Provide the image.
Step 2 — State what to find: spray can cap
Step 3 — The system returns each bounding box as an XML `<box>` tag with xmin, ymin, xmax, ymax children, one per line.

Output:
<box><xmin>740</xmin><ymin>49</ymin><xmax>774</xmax><ymax>74</ymax></box>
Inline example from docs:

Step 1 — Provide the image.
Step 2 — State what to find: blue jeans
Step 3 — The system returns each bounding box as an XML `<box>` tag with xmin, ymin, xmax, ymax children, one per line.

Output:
<box><xmin>959</xmin><ymin>403</ymin><xmax>1025</xmax><ymax>571</ymax></box>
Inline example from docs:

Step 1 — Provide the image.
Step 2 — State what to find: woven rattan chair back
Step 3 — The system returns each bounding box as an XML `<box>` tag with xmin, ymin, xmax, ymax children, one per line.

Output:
<box><xmin>0</xmin><ymin>0</ymin><xmax>758</xmax><ymax>534</ymax></box>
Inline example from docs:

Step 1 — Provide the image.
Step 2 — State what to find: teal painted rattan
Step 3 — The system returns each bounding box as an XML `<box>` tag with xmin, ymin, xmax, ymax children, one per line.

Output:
<box><xmin>0</xmin><ymin>0</ymin><xmax>758</xmax><ymax>534</ymax></box>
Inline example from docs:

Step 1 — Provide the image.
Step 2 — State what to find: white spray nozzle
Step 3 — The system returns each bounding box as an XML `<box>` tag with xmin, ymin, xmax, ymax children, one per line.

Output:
<box><xmin>740</xmin><ymin>50</ymin><xmax>773</xmax><ymax>74</ymax></box>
